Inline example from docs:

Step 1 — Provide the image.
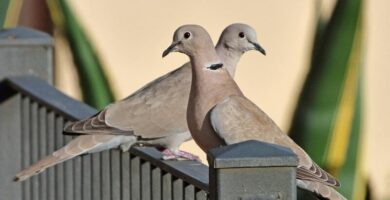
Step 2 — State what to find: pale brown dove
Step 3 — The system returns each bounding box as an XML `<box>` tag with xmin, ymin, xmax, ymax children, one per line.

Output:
<box><xmin>162</xmin><ymin>24</ymin><xmax>346</xmax><ymax>200</ymax></box>
<box><xmin>14</xmin><ymin>23</ymin><xmax>265</xmax><ymax>182</ymax></box>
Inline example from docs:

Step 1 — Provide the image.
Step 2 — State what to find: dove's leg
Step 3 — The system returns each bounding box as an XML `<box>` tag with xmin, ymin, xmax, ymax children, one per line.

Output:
<box><xmin>139</xmin><ymin>131</ymin><xmax>198</xmax><ymax>161</ymax></box>
<box><xmin>161</xmin><ymin>149</ymin><xmax>201</xmax><ymax>161</ymax></box>
<box><xmin>119</xmin><ymin>136</ymin><xmax>137</xmax><ymax>152</ymax></box>
<box><xmin>120</xmin><ymin>142</ymin><xmax>133</xmax><ymax>152</ymax></box>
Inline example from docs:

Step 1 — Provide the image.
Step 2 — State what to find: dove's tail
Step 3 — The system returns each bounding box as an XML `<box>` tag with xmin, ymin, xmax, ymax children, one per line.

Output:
<box><xmin>14</xmin><ymin>135</ymin><xmax>122</xmax><ymax>182</ymax></box>
<box><xmin>14</xmin><ymin>152</ymin><xmax>72</xmax><ymax>182</ymax></box>
<box><xmin>297</xmin><ymin>179</ymin><xmax>347</xmax><ymax>200</ymax></box>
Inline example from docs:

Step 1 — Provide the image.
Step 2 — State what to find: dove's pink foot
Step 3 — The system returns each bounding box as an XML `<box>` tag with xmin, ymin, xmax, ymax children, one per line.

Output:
<box><xmin>161</xmin><ymin>149</ymin><xmax>201</xmax><ymax>162</ymax></box>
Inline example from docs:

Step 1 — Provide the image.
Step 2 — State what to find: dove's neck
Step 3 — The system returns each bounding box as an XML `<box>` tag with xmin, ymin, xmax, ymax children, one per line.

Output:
<box><xmin>187</xmin><ymin>53</ymin><xmax>243</xmax><ymax>151</ymax></box>
<box><xmin>189</xmin><ymin>54</ymin><xmax>242</xmax><ymax>105</ymax></box>
<box><xmin>215</xmin><ymin>42</ymin><xmax>243</xmax><ymax>77</ymax></box>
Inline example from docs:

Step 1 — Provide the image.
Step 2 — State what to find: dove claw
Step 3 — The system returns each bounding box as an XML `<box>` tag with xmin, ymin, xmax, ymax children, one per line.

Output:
<box><xmin>161</xmin><ymin>149</ymin><xmax>201</xmax><ymax>162</ymax></box>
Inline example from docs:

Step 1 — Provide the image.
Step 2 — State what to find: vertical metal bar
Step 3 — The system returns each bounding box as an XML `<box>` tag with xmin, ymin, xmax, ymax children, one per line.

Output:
<box><xmin>162</xmin><ymin>173</ymin><xmax>172</xmax><ymax>200</ymax></box>
<box><xmin>131</xmin><ymin>156</ymin><xmax>141</xmax><ymax>200</ymax></box>
<box><xmin>92</xmin><ymin>153</ymin><xmax>101</xmax><ymax>200</ymax></box>
<box><xmin>0</xmin><ymin>87</ymin><xmax>22</xmax><ymax>198</ymax></box>
<box><xmin>151</xmin><ymin>167</ymin><xmax>161</xmax><ymax>200</ymax></box>
<box><xmin>121</xmin><ymin>152</ymin><xmax>130</xmax><ymax>200</ymax></box>
<box><xmin>141</xmin><ymin>160</ymin><xmax>151</xmax><ymax>200</ymax></box>
<box><xmin>82</xmin><ymin>154</ymin><xmax>92</xmax><ymax>200</ymax></box>
<box><xmin>64</xmin><ymin>135</ymin><xmax>74</xmax><ymax>200</ymax></box>
<box><xmin>101</xmin><ymin>151</ymin><xmax>111</xmax><ymax>200</ymax></box>
<box><xmin>55</xmin><ymin>116</ymin><xmax>64</xmax><ymax>200</ymax></box>
<box><xmin>73</xmin><ymin>154</ymin><xmax>82</xmax><ymax>200</ymax></box>
<box><xmin>64</xmin><ymin>119</ymin><xmax>81</xmax><ymax>200</ymax></box>
<box><xmin>195</xmin><ymin>190</ymin><xmax>207</xmax><ymax>200</ymax></box>
<box><xmin>30</xmin><ymin>101</ymin><xmax>39</xmax><ymax>200</ymax></box>
<box><xmin>173</xmin><ymin>178</ymin><xmax>184</xmax><ymax>200</ymax></box>
<box><xmin>184</xmin><ymin>184</ymin><xmax>195</xmax><ymax>200</ymax></box>
<box><xmin>46</xmin><ymin>111</ymin><xmax>55</xmax><ymax>200</ymax></box>
<box><xmin>38</xmin><ymin>106</ymin><xmax>47</xmax><ymax>200</ymax></box>
<box><xmin>21</xmin><ymin>97</ymin><xmax>31</xmax><ymax>200</ymax></box>
<box><xmin>111</xmin><ymin>150</ymin><xmax>121</xmax><ymax>200</ymax></box>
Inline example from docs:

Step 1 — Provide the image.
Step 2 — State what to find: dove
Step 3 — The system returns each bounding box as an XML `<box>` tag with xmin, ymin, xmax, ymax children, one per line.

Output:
<box><xmin>162</xmin><ymin>24</ymin><xmax>346</xmax><ymax>200</ymax></box>
<box><xmin>14</xmin><ymin>23</ymin><xmax>265</xmax><ymax>182</ymax></box>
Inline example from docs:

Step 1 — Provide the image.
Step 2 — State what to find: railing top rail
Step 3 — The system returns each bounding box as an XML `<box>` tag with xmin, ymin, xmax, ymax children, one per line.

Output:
<box><xmin>131</xmin><ymin>146</ymin><xmax>209</xmax><ymax>191</ymax></box>
<box><xmin>2</xmin><ymin>76</ymin><xmax>96</xmax><ymax>120</ymax></box>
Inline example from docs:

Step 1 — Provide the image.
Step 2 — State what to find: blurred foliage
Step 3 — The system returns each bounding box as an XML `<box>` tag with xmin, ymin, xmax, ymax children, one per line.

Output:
<box><xmin>1</xmin><ymin>0</ymin><xmax>21</xmax><ymax>28</ymax></box>
<box><xmin>289</xmin><ymin>0</ymin><xmax>366</xmax><ymax>199</ymax></box>
<box><xmin>47</xmin><ymin>0</ymin><xmax>115</xmax><ymax>109</ymax></box>
<box><xmin>0</xmin><ymin>0</ymin><xmax>10</xmax><ymax>26</ymax></box>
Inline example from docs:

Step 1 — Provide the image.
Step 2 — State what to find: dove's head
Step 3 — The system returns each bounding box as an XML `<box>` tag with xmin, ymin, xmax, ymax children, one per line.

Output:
<box><xmin>162</xmin><ymin>25</ymin><xmax>216</xmax><ymax>58</ymax></box>
<box><xmin>217</xmin><ymin>23</ymin><xmax>266</xmax><ymax>55</ymax></box>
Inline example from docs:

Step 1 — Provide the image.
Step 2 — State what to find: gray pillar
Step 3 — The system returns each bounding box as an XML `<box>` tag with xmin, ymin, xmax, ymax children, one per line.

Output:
<box><xmin>208</xmin><ymin>140</ymin><xmax>298</xmax><ymax>200</ymax></box>
<box><xmin>0</xmin><ymin>26</ymin><xmax>54</xmax><ymax>84</ymax></box>
<box><xmin>0</xmin><ymin>27</ymin><xmax>54</xmax><ymax>199</ymax></box>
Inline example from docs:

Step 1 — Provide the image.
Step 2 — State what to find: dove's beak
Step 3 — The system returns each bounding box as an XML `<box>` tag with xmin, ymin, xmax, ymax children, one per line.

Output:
<box><xmin>162</xmin><ymin>41</ymin><xmax>181</xmax><ymax>58</ymax></box>
<box><xmin>249</xmin><ymin>41</ymin><xmax>266</xmax><ymax>55</ymax></box>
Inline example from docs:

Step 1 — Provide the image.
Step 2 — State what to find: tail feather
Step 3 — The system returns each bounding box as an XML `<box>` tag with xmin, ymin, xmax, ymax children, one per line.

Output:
<box><xmin>297</xmin><ymin>179</ymin><xmax>347</xmax><ymax>200</ymax></box>
<box><xmin>14</xmin><ymin>135</ymin><xmax>118</xmax><ymax>182</ymax></box>
<box><xmin>14</xmin><ymin>152</ymin><xmax>76</xmax><ymax>182</ymax></box>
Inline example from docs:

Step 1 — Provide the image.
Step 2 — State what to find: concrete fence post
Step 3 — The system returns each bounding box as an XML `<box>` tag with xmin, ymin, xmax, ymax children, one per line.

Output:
<box><xmin>208</xmin><ymin>140</ymin><xmax>298</xmax><ymax>200</ymax></box>
<box><xmin>0</xmin><ymin>26</ymin><xmax>54</xmax><ymax>83</ymax></box>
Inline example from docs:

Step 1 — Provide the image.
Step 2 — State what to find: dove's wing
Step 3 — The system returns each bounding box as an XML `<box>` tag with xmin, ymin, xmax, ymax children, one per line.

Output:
<box><xmin>210</xmin><ymin>95</ymin><xmax>339</xmax><ymax>187</ymax></box>
<box><xmin>65</xmin><ymin>64</ymin><xmax>191</xmax><ymax>138</ymax></box>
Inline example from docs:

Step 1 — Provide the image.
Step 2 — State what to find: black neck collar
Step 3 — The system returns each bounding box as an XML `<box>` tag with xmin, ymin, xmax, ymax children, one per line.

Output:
<box><xmin>207</xmin><ymin>63</ymin><xmax>224</xmax><ymax>70</ymax></box>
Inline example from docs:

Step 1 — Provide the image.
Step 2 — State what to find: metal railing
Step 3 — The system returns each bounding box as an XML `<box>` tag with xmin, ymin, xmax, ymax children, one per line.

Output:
<box><xmin>1</xmin><ymin>76</ymin><xmax>209</xmax><ymax>200</ymax></box>
<box><xmin>1</xmin><ymin>76</ymin><xmax>298</xmax><ymax>200</ymax></box>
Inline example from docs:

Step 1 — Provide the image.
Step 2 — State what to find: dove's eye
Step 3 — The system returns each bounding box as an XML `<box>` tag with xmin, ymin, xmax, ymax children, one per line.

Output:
<box><xmin>239</xmin><ymin>32</ymin><xmax>245</xmax><ymax>38</ymax></box>
<box><xmin>184</xmin><ymin>32</ymin><xmax>191</xmax><ymax>39</ymax></box>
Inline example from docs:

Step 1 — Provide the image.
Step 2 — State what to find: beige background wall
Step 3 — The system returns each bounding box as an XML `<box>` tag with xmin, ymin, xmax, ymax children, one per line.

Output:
<box><xmin>56</xmin><ymin>0</ymin><xmax>390</xmax><ymax>199</ymax></box>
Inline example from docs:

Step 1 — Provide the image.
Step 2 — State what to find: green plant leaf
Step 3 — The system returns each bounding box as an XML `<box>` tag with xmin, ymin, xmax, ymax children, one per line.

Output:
<box><xmin>289</xmin><ymin>0</ymin><xmax>366</xmax><ymax>199</ymax></box>
<box><xmin>0</xmin><ymin>0</ymin><xmax>11</xmax><ymax>27</ymax></box>
<box><xmin>51</xmin><ymin>0</ymin><xmax>115</xmax><ymax>109</ymax></box>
